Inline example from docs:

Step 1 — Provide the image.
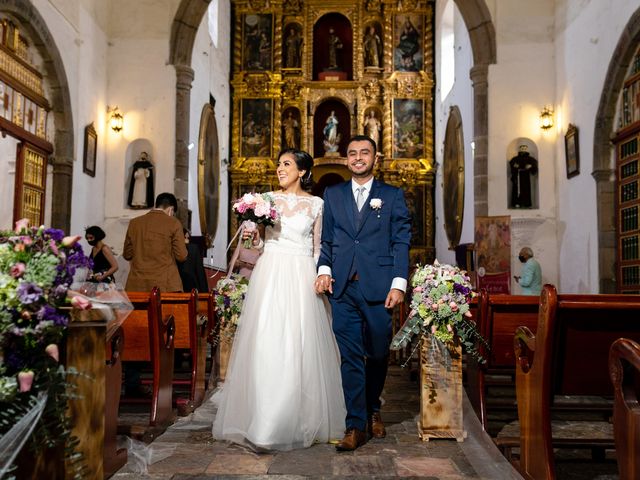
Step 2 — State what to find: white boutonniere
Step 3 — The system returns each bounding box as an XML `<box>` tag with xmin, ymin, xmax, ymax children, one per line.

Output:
<box><xmin>370</xmin><ymin>198</ymin><xmax>383</xmax><ymax>217</ymax></box>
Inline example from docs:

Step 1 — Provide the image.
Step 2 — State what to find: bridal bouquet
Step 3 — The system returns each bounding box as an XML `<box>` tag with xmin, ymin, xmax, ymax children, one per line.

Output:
<box><xmin>212</xmin><ymin>274</ymin><xmax>249</xmax><ymax>344</ymax></box>
<box><xmin>232</xmin><ymin>192</ymin><xmax>278</xmax><ymax>247</ymax></box>
<box><xmin>391</xmin><ymin>260</ymin><xmax>486</xmax><ymax>363</ymax></box>
<box><xmin>0</xmin><ymin>219</ymin><xmax>92</xmax><ymax>476</ymax></box>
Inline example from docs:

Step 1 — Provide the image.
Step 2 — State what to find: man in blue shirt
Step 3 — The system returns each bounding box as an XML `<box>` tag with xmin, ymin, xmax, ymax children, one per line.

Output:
<box><xmin>514</xmin><ymin>247</ymin><xmax>542</xmax><ymax>295</ymax></box>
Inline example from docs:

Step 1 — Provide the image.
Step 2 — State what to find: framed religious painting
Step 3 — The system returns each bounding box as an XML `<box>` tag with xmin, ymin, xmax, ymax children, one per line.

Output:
<box><xmin>393</xmin><ymin>14</ymin><xmax>423</xmax><ymax>72</ymax></box>
<box><xmin>242</xmin><ymin>14</ymin><xmax>273</xmax><ymax>71</ymax></box>
<box><xmin>83</xmin><ymin>122</ymin><xmax>97</xmax><ymax>177</ymax></box>
<box><xmin>240</xmin><ymin>99</ymin><xmax>273</xmax><ymax>158</ymax></box>
<box><xmin>565</xmin><ymin>123</ymin><xmax>579</xmax><ymax>178</ymax></box>
<box><xmin>392</xmin><ymin>99</ymin><xmax>424</xmax><ymax>159</ymax></box>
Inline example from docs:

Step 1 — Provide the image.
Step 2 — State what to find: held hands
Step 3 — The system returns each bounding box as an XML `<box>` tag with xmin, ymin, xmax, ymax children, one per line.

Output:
<box><xmin>315</xmin><ymin>274</ymin><xmax>334</xmax><ymax>294</ymax></box>
<box><xmin>385</xmin><ymin>288</ymin><xmax>404</xmax><ymax>309</ymax></box>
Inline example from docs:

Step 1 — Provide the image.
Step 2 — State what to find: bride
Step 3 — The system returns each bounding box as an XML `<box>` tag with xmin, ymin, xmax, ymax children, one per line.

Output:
<box><xmin>212</xmin><ymin>149</ymin><xmax>346</xmax><ymax>451</ymax></box>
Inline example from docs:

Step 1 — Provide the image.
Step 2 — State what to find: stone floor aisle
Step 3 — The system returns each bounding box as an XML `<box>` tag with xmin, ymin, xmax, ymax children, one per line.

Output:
<box><xmin>112</xmin><ymin>366</ymin><xmax>521</xmax><ymax>479</ymax></box>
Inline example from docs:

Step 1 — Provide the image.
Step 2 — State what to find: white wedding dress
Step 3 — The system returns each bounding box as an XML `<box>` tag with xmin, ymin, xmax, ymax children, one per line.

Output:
<box><xmin>212</xmin><ymin>193</ymin><xmax>346</xmax><ymax>451</ymax></box>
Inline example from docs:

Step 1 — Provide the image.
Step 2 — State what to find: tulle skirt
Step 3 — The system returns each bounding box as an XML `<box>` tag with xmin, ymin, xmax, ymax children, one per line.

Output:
<box><xmin>211</xmin><ymin>247</ymin><xmax>346</xmax><ymax>451</ymax></box>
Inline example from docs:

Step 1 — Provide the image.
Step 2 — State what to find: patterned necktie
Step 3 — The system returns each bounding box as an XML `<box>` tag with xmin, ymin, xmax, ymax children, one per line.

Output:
<box><xmin>356</xmin><ymin>186</ymin><xmax>365</xmax><ymax>212</ymax></box>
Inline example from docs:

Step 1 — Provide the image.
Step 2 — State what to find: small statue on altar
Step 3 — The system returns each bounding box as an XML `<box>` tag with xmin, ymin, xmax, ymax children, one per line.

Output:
<box><xmin>363</xmin><ymin>110</ymin><xmax>382</xmax><ymax>150</ymax></box>
<box><xmin>323</xmin><ymin>110</ymin><xmax>341</xmax><ymax>154</ymax></box>
<box><xmin>327</xmin><ymin>28</ymin><xmax>343</xmax><ymax>70</ymax></box>
<box><xmin>282</xmin><ymin>111</ymin><xmax>300</xmax><ymax>149</ymax></box>
<box><xmin>284</xmin><ymin>27</ymin><xmax>302</xmax><ymax>68</ymax></box>
<box><xmin>363</xmin><ymin>26</ymin><xmax>382</xmax><ymax>68</ymax></box>
<box><xmin>509</xmin><ymin>145</ymin><xmax>538</xmax><ymax>208</ymax></box>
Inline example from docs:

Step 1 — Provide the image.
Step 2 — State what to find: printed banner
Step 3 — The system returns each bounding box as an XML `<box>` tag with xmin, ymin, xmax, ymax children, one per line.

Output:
<box><xmin>474</xmin><ymin>216</ymin><xmax>511</xmax><ymax>294</ymax></box>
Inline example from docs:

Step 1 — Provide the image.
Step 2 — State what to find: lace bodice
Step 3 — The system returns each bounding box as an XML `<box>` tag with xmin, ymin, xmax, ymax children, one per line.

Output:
<box><xmin>264</xmin><ymin>193</ymin><xmax>323</xmax><ymax>260</ymax></box>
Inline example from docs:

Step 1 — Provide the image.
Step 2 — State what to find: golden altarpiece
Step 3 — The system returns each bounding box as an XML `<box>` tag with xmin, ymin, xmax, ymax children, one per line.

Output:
<box><xmin>228</xmin><ymin>0</ymin><xmax>435</xmax><ymax>262</ymax></box>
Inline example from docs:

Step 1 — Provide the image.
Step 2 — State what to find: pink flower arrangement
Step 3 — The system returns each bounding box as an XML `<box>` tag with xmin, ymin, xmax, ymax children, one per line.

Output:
<box><xmin>232</xmin><ymin>192</ymin><xmax>278</xmax><ymax>247</ymax></box>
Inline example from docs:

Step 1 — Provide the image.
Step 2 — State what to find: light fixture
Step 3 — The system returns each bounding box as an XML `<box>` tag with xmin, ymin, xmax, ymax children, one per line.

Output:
<box><xmin>539</xmin><ymin>105</ymin><xmax>554</xmax><ymax>130</ymax></box>
<box><xmin>107</xmin><ymin>106</ymin><xmax>124</xmax><ymax>132</ymax></box>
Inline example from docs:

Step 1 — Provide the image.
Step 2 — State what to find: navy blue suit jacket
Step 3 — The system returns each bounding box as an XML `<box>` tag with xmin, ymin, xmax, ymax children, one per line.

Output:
<box><xmin>318</xmin><ymin>179</ymin><xmax>412</xmax><ymax>302</ymax></box>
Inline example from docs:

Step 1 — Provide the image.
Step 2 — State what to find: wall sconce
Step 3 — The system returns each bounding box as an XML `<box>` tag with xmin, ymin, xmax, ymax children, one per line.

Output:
<box><xmin>539</xmin><ymin>106</ymin><xmax>554</xmax><ymax>130</ymax></box>
<box><xmin>107</xmin><ymin>106</ymin><xmax>124</xmax><ymax>132</ymax></box>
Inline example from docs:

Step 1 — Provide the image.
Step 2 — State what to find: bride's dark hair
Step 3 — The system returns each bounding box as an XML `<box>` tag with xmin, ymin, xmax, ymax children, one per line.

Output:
<box><xmin>278</xmin><ymin>148</ymin><xmax>314</xmax><ymax>192</ymax></box>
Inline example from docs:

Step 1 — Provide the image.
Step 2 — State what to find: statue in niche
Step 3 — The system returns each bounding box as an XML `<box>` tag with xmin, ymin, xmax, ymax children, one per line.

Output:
<box><xmin>282</xmin><ymin>111</ymin><xmax>300</xmax><ymax>149</ymax></box>
<box><xmin>363</xmin><ymin>110</ymin><xmax>382</xmax><ymax>150</ymax></box>
<box><xmin>323</xmin><ymin>110</ymin><xmax>341</xmax><ymax>154</ymax></box>
<box><xmin>327</xmin><ymin>28</ymin><xmax>343</xmax><ymax>70</ymax></box>
<box><xmin>509</xmin><ymin>145</ymin><xmax>538</xmax><ymax>208</ymax></box>
<box><xmin>284</xmin><ymin>27</ymin><xmax>302</xmax><ymax>68</ymax></box>
<box><xmin>363</xmin><ymin>26</ymin><xmax>382</xmax><ymax>68</ymax></box>
<box><xmin>127</xmin><ymin>152</ymin><xmax>155</xmax><ymax>209</ymax></box>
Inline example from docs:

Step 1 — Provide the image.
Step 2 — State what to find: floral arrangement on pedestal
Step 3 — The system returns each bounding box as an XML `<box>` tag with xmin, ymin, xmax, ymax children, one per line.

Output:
<box><xmin>391</xmin><ymin>260</ymin><xmax>486</xmax><ymax>362</ymax></box>
<box><xmin>0</xmin><ymin>219</ymin><xmax>92</xmax><ymax>477</ymax></box>
<box><xmin>211</xmin><ymin>273</ymin><xmax>249</xmax><ymax>345</ymax></box>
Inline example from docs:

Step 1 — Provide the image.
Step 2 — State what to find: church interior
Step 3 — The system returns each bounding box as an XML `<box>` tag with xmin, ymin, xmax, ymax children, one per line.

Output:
<box><xmin>3</xmin><ymin>0</ymin><xmax>640</xmax><ymax>478</ymax></box>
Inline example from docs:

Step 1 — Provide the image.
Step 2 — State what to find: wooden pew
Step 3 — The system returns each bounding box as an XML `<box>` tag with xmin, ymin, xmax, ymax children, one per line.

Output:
<box><xmin>466</xmin><ymin>290</ymin><xmax>539</xmax><ymax>431</ymax></box>
<box><xmin>150</xmin><ymin>290</ymin><xmax>214</xmax><ymax>414</ymax></box>
<box><xmin>120</xmin><ymin>287</ymin><xmax>176</xmax><ymax>439</ymax></box>
<box><xmin>609</xmin><ymin>338</ymin><xmax>640</xmax><ymax>480</ymax></box>
<box><xmin>513</xmin><ymin>284</ymin><xmax>640</xmax><ymax>480</ymax></box>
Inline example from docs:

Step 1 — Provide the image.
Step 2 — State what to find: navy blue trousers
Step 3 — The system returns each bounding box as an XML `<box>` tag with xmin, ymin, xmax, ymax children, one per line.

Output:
<box><xmin>330</xmin><ymin>280</ymin><xmax>391</xmax><ymax>431</ymax></box>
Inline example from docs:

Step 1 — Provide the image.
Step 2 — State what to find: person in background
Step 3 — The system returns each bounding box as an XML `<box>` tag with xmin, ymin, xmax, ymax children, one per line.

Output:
<box><xmin>514</xmin><ymin>246</ymin><xmax>543</xmax><ymax>295</ymax></box>
<box><xmin>178</xmin><ymin>228</ymin><xmax>209</xmax><ymax>293</ymax></box>
<box><xmin>85</xmin><ymin>225</ymin><xmax>118</xmax><ymax>283</ymax></box>
<box><xmin>123</xmin><ymin>192</ymin><xmax>187</xmax><ymax>292</ymax></box>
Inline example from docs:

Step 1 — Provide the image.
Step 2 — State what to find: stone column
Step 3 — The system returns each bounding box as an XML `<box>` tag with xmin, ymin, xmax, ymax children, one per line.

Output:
<box><xmin>470</xmin><ymin>64</ymin><xmax>489</xmax><ymax>218</ymax></box>
<box><xmin>174</xmin><ymin>64</ymin><xmax>195</xmax><ymax>227</ymax></box>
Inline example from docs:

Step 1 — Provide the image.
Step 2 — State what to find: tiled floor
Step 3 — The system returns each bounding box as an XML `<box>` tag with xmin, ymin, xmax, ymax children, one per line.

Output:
<box><xmin>112</xmin><ymin>366</ymin><xmax>522</xmax><ymax>479</ymax></box>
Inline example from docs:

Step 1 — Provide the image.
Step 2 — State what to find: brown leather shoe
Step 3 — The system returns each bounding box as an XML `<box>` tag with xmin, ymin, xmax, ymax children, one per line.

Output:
<box><xmin>369</xmin><ymin>412</ymin><xmax>386</xmax><ymax>439</ymax></box>
<box><xmin>335</xmin><ymin>428</ymin><xmax>367</xmax><ymax>451</ymax></box>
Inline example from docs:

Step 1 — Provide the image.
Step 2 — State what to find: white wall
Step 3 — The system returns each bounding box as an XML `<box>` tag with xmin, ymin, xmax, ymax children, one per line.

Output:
<box><xmin>485</xmin><ymin>0</ymin><xmax>559</xmax><ymax>293</ymax></box>
<box><xmin>434</xmin><ymin>0</ymin><xmax>474</xmax><ymax>267</ymax></box>
<box><xmin>553</xmin><ymin>0</ymin><xmax>640</xmax><ymax>292</ymax></box>
<box><xmin>188</xmin><ymin>1</ymin><xmax>232</xmax><ymax>270</ymax></box>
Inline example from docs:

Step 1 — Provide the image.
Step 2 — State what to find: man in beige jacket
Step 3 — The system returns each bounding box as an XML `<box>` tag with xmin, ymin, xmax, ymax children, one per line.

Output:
<box><xmin>123</xmin><ymin>192</ymin><xmax>188</xmax><ymax>292</ymax></box>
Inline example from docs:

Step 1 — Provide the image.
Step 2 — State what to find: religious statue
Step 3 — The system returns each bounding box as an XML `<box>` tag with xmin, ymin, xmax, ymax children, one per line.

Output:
<box><xmin>509</xmin><ymin>145</ymin><xmax>538</xmax><ymax>208</ymax></box>
<box><xmin>323</xmin><ymin>110</ymin><xmax>341</xmax><ymax>154</ymax></box>
<box><xmin>363</xmin><ymin>26</ymin><xmax>382</xmax><ymax>68</ymax></box>
<box><xmin>127</xmin><ymin>152</ymin><xmax>155</xmax><ymax>209</ymax></box>
<box><xmin>363</xmin><ymin>110</ymin><xmax>382</xmax><ymax>150</ymax></box>
<box><xmin>327</xmin><ymin>28</ymin><xmax>343</xmax><ymax>70</ymax></box>
<box><xmin>396</xmin><ymin>18</ymin><xmax>419</xmax><ymax>71</ymax></box>
<box><xmin>284</xmin><ymin>27</ymin><xmax>302</xmax><ymax>68</ymax></box>
<box><xmin>282</xmin><ymin>111</ymin><xmax>300</xmax><ymax>149</ymax></box>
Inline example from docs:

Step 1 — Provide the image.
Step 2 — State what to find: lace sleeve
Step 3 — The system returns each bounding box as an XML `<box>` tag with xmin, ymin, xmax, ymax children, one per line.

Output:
<box><xmin>312</xmin><ymin>199</ymin><xmax>324</xmax><ymax>264</ymax></box>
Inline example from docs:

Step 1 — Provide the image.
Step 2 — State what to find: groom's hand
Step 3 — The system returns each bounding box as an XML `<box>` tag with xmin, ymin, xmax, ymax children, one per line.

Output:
<box><xmin>385</xmin><ymin>289</ymin><xmax>404</xmax><ymax>309</ymax></box>
<box><xmin>315</xmin><ymin>274</ymin><xmax>334</xmax><ymax>294</ymax></box>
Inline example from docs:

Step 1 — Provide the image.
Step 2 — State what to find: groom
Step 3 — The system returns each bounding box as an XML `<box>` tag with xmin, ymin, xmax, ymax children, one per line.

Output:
<box><xmin>315</xmin><ymin>135</ymin><xmax>412</xmax><ymax>451</ymax></box>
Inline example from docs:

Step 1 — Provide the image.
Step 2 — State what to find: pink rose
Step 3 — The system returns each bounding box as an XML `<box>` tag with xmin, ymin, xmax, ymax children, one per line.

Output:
<box><xmin>13</xmin><ymin>243</ymin><xmax>25</xmax><ymax>253</ymax></box>
<box><xmin>431</xmin><ymin>304</ymin><xmax>439</xmax><ymax>311</ymax></box>
<box><xmin>270</xmin><ymin>209</ymin><xmax>278</xmax><ymax>219</ymax></box>
<box><xmin>449</xmin><ymin>302</ymin><xmax>458</xmax><ymax>312</ymax></box>
<box><xmin>49</xmin><ymin>239</ymin><xmax>59</xmax><ymax>255</ymax></box>
<box><xmin>20</xmin><ymin>236</ymin><xmax>33</xmax><ymax>246</ymax></box>
<box><xmin>18</xmin><ymin>371</ymin><xmax>34</xmax><ymax>392</ymax></box>
<box><xmin>242</xmin><ymin>193</ymin><xmax>256</xmax><ymax>206</ymax></box>
<box><xmin>10</xmin><ymin>262</ymin><xmax>26</xmax><ymax>278</ymax></box>
<box><xmin>254</xmin><ymin>203</ymin><xmax>270</xmax><ymax>218</ymax></box>
<box><xmin>71</xmin><ymin>295</ymin><xmax>92</xmax><ymax>310</ymax></box>
<box><xmin>464</xmin><ymin>311</ymin><xmax>472</xmax><ymax>317</ymax></box>
<box><xmin>14</xmin><ymin>218</ymin><xmax>29</xmax><ymax>233</ymax></box>
<box><xmin>62</xmin><ymin>235</ymin><xmax>81</xmax><ymax>247</ymax></box>
<box><xmin>413</xmin><ymin>286</ymin><xmax>423</xmax><ymax>292</ymax></box>
<box><xmin>45</xmin><ymin>344</ymin><xmax>59</xmax><ymax>362</ymax></box>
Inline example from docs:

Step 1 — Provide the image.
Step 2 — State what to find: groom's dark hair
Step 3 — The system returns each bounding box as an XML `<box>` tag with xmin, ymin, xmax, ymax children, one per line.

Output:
<box><xmin>347</xmin><ymin>135</ymin><xmax>377</xmax><ymax>155</ymax></box>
